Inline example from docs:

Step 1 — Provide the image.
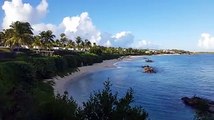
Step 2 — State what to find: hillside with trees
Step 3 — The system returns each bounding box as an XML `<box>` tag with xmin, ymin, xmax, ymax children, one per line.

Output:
<box><xmin>0</xmin><ymin>21</ymin><xmax>149</xmax><ymax>120</ymax></box>
<box><xmin>0</xmin><ymin>21</ymin><xmax>193</xmax><ymax>120</ymax></box>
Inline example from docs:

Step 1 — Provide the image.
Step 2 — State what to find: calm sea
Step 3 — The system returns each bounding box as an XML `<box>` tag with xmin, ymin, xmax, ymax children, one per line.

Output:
<box><xmin>65</xmin><ymin>54</ymin><xmax>214</xmax><ymax>120</ymax></box>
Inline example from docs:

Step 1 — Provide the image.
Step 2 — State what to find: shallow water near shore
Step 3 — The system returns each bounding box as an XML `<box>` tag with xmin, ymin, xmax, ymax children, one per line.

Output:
<box><xmin>65</xmin><ymin>54</ymin><xmax>214</xmax><ymax>120</ymax></box>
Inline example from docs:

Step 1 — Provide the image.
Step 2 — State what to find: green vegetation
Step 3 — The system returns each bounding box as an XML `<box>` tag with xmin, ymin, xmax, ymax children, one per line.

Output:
<box><xmin>0</xmin><ymin>21</ymin><xmax>193</xmax><ymax>119</ymax></box>
<box><xmin>0</xmin><ymin>21</ymin><xmax>151</xmax><ymax>120</ymax></box>
<box><xmin>0</xmin><ymin>60</ymin><xmax>148</xmax><ymax>119</ymax></box>
<box><xmin>0</xmin><ymin>21</ymin><xmax>190</xmax><ymax>57</ymax></box>
<box><xmin>2</xmin><ymin>21</ymin><xmax>33</xmax><ymax>50</ymax></box>
<box><xmin>82</xmin><ymin>81</ymin><xmax>148</xmax><ymax>120</ymax></box>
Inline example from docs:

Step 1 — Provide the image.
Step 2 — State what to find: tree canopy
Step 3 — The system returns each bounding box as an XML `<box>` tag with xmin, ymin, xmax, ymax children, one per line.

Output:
<box><xmin>3</xmin><ymin>21</ymin><xmax>33</xmax><ymax>49</ymax></box>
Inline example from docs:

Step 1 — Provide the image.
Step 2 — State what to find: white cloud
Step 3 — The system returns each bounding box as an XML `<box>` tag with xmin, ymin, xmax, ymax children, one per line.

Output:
<box><xmin>132</xmin><ymin>40</ymin><xmax>151</xmax><ymax>49</ymax></box>
<box><xmin>112</xmin><ymin>31</ymin><xmax>131</xmax><ymax>39</ymax></box>
<box><xmin>60</xmin><ymin>12</ymin><xmax>101</xmax><ymax>44</ymax></box>
<box><xmin>32</xmin><ymin>23</ymin><xmax>57</xmax><ymax>35</ymax></box>
<box><xmin>131</xmin><ymin>40</ymin><xmax>158</xmax><ymax>49</ymax></box>
<box><xmin>99</xmin><ymin>31</ymin><xmax>157</xmax><ymax>49</ymax></box>
<box><xmin>198</xmin><ymin>33</ymin><xmax>214</xmax><ymax>49</ymax></box>
<box><xmin>61</xmin><ymin>16</ymin><xmax>80</xmax><ymax>33</ymax></box>
<box><xmin>104</xmin><ymin>40</ymin><xmax>112</xmax><ymax>47</ymax></box>
<box><xmin>110</xmin><ymin>31</ymin><xmax>134</xmax><ymax>48</ymax></box>
<box><xmin>2</xmin><ymin>0</ymin><xmax>48</xmax><ymax>29</ymax></box>
<box><xmin>1</xmin><ymin>0</ymin><xmax>157</xmax><ymax>49</ymax></box>
<box><xmin>36</xmin><ymin>0</ymin><xmax>48</xmax><ymax>17</ymax></box>
<box><xmin>1</xmin><ymin>0</ymin><xmax>101</xmax><ymax>44</ymax></box>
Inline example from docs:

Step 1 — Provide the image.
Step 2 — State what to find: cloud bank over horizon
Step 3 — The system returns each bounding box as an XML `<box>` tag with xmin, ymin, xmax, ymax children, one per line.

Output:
<box><xmin>1</xmin><ymin>0</ymin><xmax>158</xmax><ymax>49</ymax></box>
<box><xmin>198</xmin><ymin>33</ymin><xmax>214</xmax><ymax>50</ymax></box>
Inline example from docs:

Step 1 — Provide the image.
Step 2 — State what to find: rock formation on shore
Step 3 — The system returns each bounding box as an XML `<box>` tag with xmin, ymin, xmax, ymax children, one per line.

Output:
<box><xmin>181</xmin><ymin>96</ymin><xmax>214</xmax><ymax>113</ymax></box>
<box><xmin>142</xmin><ymin>65</ymin><xmax>156</xmax><ymax>73</ymax></box>
<box><xmin>145</xmin><ymin>59</ymin><xmax>153</xmax><ymax>62</ymax></box>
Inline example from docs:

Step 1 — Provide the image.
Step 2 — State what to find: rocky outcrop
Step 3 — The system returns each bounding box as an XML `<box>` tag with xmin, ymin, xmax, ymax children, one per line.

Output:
<box><xmin>142</xmin><ymin>65</ymin><xmax>156</xmax><ymax>73</ymax></box>
<box><xmin>145</xmin><ymin>59</ymin><xmax>153</xmax><ymax>62</ymax></box>
<box><xmin>181</xmin><ymin>96</ymin><xmax>214</xmax><ymax>113</ymax></box>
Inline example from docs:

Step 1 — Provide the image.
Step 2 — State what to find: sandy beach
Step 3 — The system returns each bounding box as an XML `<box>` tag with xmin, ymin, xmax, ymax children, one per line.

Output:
<box><xmin>53</xmin><ymin>58</ymin><xmax>123</xmax><ymax>95</ymax></box>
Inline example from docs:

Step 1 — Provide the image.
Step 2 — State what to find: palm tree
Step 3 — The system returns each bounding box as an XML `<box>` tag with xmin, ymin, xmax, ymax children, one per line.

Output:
<box><xmin>0</xmin><ymin>31</ymin><xmax>5</xmax><ymax>46</ymax></box>
<box><xmin>93</xmin><ymin>42</ymin><xmax>97</xmax><ymax>47</ymax></box>
<box><xmin>66</xmin><ymin>40</ymin><xmax>76</xmax><ymax>50</ymax></box>
<box><xmin>81</xmin><ymin>41</ymin><xmax>85</xmax><ymax>51</ymax></box>
<box><xmin>75</xmin><ymin>36</ymin><xmax>82</xmax><ymax>50</ymax></box>
<box><xmin>85</xmin><ymin>39</ymin><xmax>91</xmax><ymax>50</ymax></box>
<box><xmin>60</xmin><ymin>33</ymin><xmax>68</xmax><ymax>47</ymax></box>
<box><xmin>2</xmin><ymin>29</ymin><xmax>13</xmax><ymax>47</ymax></box>
<box><xmin>53</xmin><ymin>39</ymin><xmax>62</xmax><ymax>47</ymax></box>
<box><xmin>3</xmin><ymin>21</ymin><xmax>33</xmax><ymax>50</ymax></box>
<box><xmin>39</xmin><ymin>30</ymin><xmax>55</xmax><ymax>49</ymax></box>
<box><xmin>32</xmin><ymin>35</ymin><xmax>42</xmax><ymax>50</ymax></box>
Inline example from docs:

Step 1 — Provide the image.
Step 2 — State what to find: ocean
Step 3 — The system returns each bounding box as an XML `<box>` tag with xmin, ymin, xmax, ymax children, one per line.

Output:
<box><xmin>65</xmin><ymin>54</ymin><xmax>214</xmax><ymax>120</ymax></box>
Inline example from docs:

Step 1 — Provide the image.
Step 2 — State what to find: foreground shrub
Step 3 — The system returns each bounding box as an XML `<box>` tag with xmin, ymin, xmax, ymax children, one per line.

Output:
<box><xmin>0</xmin><ymin>61</ymin><xmax>35</xmax><ymax>120</ymax></box>
<box><xmin>37</xmin><ymin>81</ymin><xmax>148</xmax><ymax>120</ymax></box>
<box><xmin>0</xmin><ymin>61</ymin><xmax>34</xmax><ymax>85</ymax></box>
<box><xmin>38</xmin><ymin>92</ymin><xmax>79</xmax><ymax>120</ymax></box>
<box><xmin>81</xmin><ymin>81</ymin><xmax>148</xmax><ymax>120</ymax></box>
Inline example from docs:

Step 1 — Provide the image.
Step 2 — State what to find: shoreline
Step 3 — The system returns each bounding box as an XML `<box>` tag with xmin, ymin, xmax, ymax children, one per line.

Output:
<box><xmin>53</xmin><ymin>56</ymin><xmax>133</xmax><ymax>95</ymax></box>
<box><xmin>53</xmin><ymin>54</ymin><xmax>186</xmax><ymax>95</ymax></box>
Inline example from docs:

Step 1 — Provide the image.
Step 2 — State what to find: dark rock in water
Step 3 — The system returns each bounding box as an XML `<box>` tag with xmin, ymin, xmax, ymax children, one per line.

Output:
<box><xmin>145</xmin><ymin>59</ymin><xmax>153</xmax><ymax>62</ymax></box>
<box><xmin>181</xmin><ymin>96</ymin><xmax>214</xmax><ymax>113</ymax></box>
<box><xmin>142</xmin><ymin>65</ymin><xmax>156</xmax><ymax>73</ymax></box>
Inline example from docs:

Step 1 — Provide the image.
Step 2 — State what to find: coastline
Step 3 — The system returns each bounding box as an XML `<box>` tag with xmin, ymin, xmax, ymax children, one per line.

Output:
<box><xmin>53</xmin><ymin>54</ymin><xmax>185</xmax><ymax>95</ymax></box>
<box><xmin>53</xmin><ymin>58</ymin><xmax>126</xmax><ymax>95</ymax></box>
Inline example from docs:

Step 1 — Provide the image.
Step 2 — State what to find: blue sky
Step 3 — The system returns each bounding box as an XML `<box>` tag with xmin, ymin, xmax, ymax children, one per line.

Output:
<box><xmin>1</xmin><ymin>0</ymin><xmax>214</xmax><ymax>51</ymax></box>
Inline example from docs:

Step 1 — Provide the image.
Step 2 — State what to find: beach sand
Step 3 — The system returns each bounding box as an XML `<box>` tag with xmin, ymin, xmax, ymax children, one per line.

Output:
<box><xmin>53</xmin><ymin>58</ymin><xmax>122</xmax><ymax>95</ymax></box>
<box><xmin>53</xmin><ymin>55</ymin><xmax>142</xmax><ymax>95</ymax></box>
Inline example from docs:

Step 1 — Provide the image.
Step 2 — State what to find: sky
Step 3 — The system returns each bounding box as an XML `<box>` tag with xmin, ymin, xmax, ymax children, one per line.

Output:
<box><xmin>0</xmin><ymin>0</ymin><xmax>214</xmax><ymax>51</ymax></box>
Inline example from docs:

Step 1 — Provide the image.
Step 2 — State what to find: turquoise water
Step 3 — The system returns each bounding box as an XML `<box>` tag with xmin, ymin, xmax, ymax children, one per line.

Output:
<box><xmin>65</xmin><ymin>54</ymin><xmax>214</xmax><ymax>120</ymax></box>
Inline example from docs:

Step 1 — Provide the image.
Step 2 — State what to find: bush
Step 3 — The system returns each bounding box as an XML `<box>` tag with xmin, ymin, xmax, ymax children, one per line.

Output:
<box><xmin>74</xmin><ymin>55</ymin><xmax>83</xmax><ymax>67</ymax></box>
<box><xmin>101</xmin><ymin>53</ymin><xmax>121</xmax><ymax>60</ymax></box>
<box><xmin>80</xmin><ymin>54</ymin><xmax>93</xmax><ymax>66</ymax></box>
<box><xmin>89</xmin><ymin>47</ymin><xmax>103</xmax><ymax>55</ymax></box>
<box><xmin>50</xmin><ymin>55</ymin><xmax>68</xmax><ymax>73</ymax></box>
<box><xmin>0</xmin><ymin>61</ymin><xmax>34</xmax><ymax>85</ymax></box>
<box><xmin>0</xmin><ymin>61</ymin><xmax>35</xmax><ymax>120</ymax></box>
<box><xmin>28</xmin><ymin>57</ymin><xmax>56</xmax><ymax>79</ymax></box>
<box><xmin>35</xmin><ymin>81</ymin><xmax>148</xmax><ymax>120</ymax></box>
<box><xmin>63</xmin><ymin>55</ymin><xmax>79</xmax><ymax>68</ymax></box>
<box><xmin>53</xmin><ymin>50</ymin><xmax>78</xmax><ymax>56</ymax></box>
<box><xmin>80</xmin><ymin>53</ymin><xmax>103</xmax><ymax>66</ymax></box>
<box><xmin>38</xmin><ymin>92</ymin><xmax>79</xmax><ymax>120</ymax></box>
<box><xmin>93</xmin><ymin>55</ymin><xmax>103</xmax><ymax>63</ymax></box>
<box><xmin>82</xmin><ymin>81</ymin><xmax>148</xmax><ymax>120</ymax></box>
